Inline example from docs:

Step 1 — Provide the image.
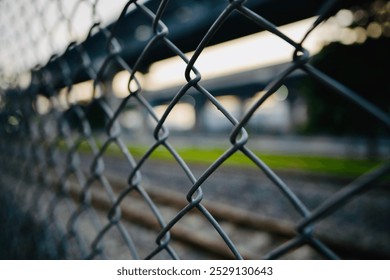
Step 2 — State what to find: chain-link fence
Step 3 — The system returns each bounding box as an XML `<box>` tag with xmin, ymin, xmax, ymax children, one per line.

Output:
<box><xmin>0</xmin><ymin>0</ymin><xmax>389</xmax><ymax>260</ymax></box>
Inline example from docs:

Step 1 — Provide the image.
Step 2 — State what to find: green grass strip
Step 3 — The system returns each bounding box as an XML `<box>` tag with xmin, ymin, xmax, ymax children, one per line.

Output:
<box><xmin>58</xmin><ymin>139</ymin><xmax>382</xmax><ymax>177</ymax></box>
<box><xmin>127</xmin><ymin>145</ymin><xmax>381</xmax><ymax>177</ymax></box>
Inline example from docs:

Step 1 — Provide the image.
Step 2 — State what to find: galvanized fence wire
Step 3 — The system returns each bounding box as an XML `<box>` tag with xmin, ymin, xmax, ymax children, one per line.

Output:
<box><xmin>0</xmin><ymin>0</ymin><xmax>389</xmax><ymax>259</ymax></box>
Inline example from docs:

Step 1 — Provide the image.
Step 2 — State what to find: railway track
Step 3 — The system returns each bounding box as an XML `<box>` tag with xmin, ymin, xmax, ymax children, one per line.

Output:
<box><xmin>1</xmin><ymin>153</ymin><xmax>389</xmax><ymax>259</ymax></box>
<box><xmin>65</xmin><ymin>176</ymin><xmax>310</xmax><ymax>259</ymax></box>
<box><xmin>98</xmin><ymin>154</ymin><xmax>390</xmax><ymax>258</ymax></box>
<box><xmin>65</xmin><ymin>167</ymin><xmax>389</xmax><ymax>259</ymax></box>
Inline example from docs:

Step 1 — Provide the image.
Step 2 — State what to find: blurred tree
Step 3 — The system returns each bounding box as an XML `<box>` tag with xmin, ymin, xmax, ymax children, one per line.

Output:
<box><xmin>303</xmin><ymin>37</ymin><xmax>389</xmax><ymax>135</ymax></box>
<box><xmin>300</xmin><ymin>0</ymin><xmax>389</xmax><ymax>157</ymax></box>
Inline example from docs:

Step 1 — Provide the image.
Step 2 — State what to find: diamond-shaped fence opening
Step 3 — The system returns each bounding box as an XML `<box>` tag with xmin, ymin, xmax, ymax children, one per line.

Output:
<box><xmin>0</xmin><ymin>0</ymin><xmax>389</xmax><ymax>260</ymax></box>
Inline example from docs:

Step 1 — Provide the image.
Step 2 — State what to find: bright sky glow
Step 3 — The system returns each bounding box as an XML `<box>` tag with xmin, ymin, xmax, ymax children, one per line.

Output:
<box><xmin>143</xmin><ymin>16</ymin><xmax>327</xmax><ymax>91</ymax></box>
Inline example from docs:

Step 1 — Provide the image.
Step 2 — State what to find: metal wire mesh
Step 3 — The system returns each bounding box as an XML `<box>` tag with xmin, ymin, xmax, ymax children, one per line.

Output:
<box><xmin>0</xmin><ymin>0</ymin><xmax>389</xmax><ymax>260</ymax></box>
